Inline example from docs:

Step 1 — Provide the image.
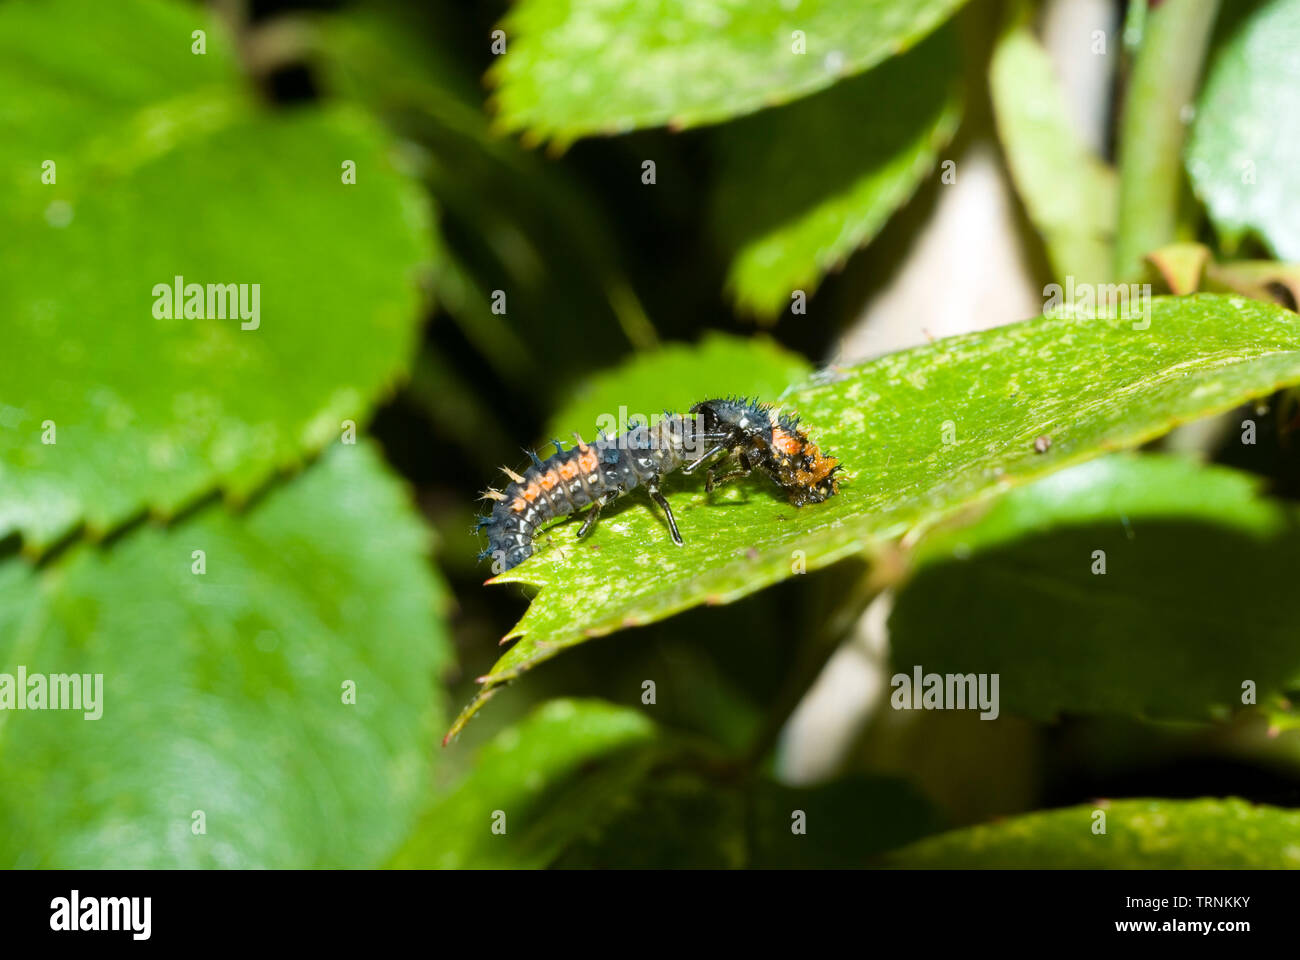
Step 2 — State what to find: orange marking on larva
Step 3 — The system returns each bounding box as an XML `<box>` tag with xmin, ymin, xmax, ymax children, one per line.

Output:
<box><xmin>579</xmin><ymin>449</ymin><xmax>599</xmax><ymax>473</ymax></box>
<box><xmin>522</xmin><ymin>483</ymin><xmax>541</xmax><ymax>502</ymax></box>
<box><xmin>771</xmin><ymin>427</ymin><xmax>803</xmax><ymax>456</ymax></box>
<box><xmin>559</xmin><ymin>460</ymin><xmax>579</xmax><ymax>480</ymax></box>
<box><xmin>539</xmin><ymin>470</ymin><xmax>559</xmax><ymax>490</ymax></box>
<box><xmin>509</xmin><ymin>497</ymin><xmax>528</xmax><ymax>513</ymax></box>
<box><xmin>802</xmin><ymin>451</ymin><xmax>839</xmax><ymax>484</ymax></box>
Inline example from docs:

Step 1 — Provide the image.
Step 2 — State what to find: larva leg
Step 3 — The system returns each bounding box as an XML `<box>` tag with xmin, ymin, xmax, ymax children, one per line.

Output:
<box><xmin>578</xmin><ymin>491</ymin><xmax>618</xmax><ymax>539</ymax></box>
<box><xmin>646</xmin><ymin>481</ymin><xmax>684</xmax><ymax>546</ymax></box>
<box><xmin>705</xmin><ymin>468</ymin><xmax>750</xmax><ymax>492</ymax></box>
<box><xmin>682</xmin><ymin>443</ymin><xmax>727</xmax><ymax>475</ymax></box>
<box><xmin>706</xmin><ymin>450</ymin><xmax>752</xmax><ymax>492</ymax></box>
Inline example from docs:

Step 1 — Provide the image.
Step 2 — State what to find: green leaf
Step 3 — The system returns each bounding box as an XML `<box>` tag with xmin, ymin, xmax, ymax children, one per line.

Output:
<box><xmin>989</xmin><ymin>22</ymin><xmax>1116</xmax><ymax>284</ymax></box>
<box><xmin>401</xmin><ymin>698</ymin><xmax>938</xmax><ymax>867</ymax></box>
<box><xmin>0</xmin><ymin>444</ymin><xmax>452</xmax><ymax>867</ymax></box>
<box><xmin>393</xmin><ymin>699</ymin><xmax>662</xmax><ymax>868</ymax></box>
<box><xmin>1187</xmin><ymin>0</ymin><xmax>1300</xmax><ymax>260</ymax></box>
<box><xmin>488</xmin><ymin>0</ymin><xmax>971</xmax><ymax>144</ymax></box>
<box><xmin>889</xmin><ymin>798</ymin><xmax>1300</xmax><ymax>868</ymax></box>
<box><xmin>448</xmin><ymin>294</ymin><xmax>1300</xmax><ymax>737</ymax></box>
<box><xmin>0</xmin><ymin>0</ymin><xmax>437</xmax><ymax>551</ymax></box>
<box><xmin>891</xmin><ymin>453</ymin><xmax>1300</xmax><ymax>722</ymax></box>
<box><xmin>712</xmin><ymin>28</ymin><xmax>962</xmax><ymax>317</ymax></box>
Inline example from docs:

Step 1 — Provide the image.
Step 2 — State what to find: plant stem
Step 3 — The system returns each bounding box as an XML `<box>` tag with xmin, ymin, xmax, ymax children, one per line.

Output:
<box><xmin>1113</xmin><ymin>0</ymin><xmax>1220</xmax><ymax>281</ymax></box>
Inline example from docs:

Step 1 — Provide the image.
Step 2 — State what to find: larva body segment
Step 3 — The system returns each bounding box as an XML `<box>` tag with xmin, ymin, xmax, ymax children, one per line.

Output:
<box><xmin>480</xmin><ymin>415</ymin><xmax>695</xmax><ymax>571</ymax></box>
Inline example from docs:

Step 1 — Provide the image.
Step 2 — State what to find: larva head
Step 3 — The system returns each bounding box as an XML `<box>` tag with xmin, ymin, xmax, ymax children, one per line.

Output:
<box><xmin>769</xmin><ymin>412</ymin><xmax>840</xmax><ymax>505</ymax></box>
<box><xmin>788</xmin><ymin>444</ymin><xmax>840</xmax><ymax>504</ymax></box>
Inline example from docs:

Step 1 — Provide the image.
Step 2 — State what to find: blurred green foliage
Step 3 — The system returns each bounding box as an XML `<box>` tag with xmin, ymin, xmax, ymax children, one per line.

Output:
<box><xmin>989</xmin><ymin>21</ymin><xmax>1116</xmax><ymax>284</ymax></box>
<box><xmin>0</xmin><ymin>0</ymin><xmax>435</xmax><ymax>550</ymax></box>
<box><xmin>712</xmin><ymin>28</ymin><xmax>964</xmax><ymax>316</ymax></box>
<box><xmin>6</xmin><ymin>0</ymin><xmax>1300</xmax><ymax>869</ymax></box>
<box><xmin>1187</xmin><ymin>0</ymin><xmax>1300</xmax><ymax>260</ymax></box>
<box><xmin>398</xmin><ymin>699</ymin><xmax>940</xmax><ymax>868</ymax></box>
<box><xmin>0</xmin><ymin>444</ymin><xmax>451</xmax><ymax>867</ymax></box>
<box><xmin>893</xmin><ymin>454</ymin><xmax>1300</xmax><ymax>721</ymax></box>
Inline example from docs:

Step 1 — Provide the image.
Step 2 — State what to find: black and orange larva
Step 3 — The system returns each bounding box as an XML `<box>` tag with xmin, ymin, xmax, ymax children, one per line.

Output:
<box><xmin>475</xmin><ymin>397</ymin><xmax>841</xmax><ymax>572</ymax></box>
